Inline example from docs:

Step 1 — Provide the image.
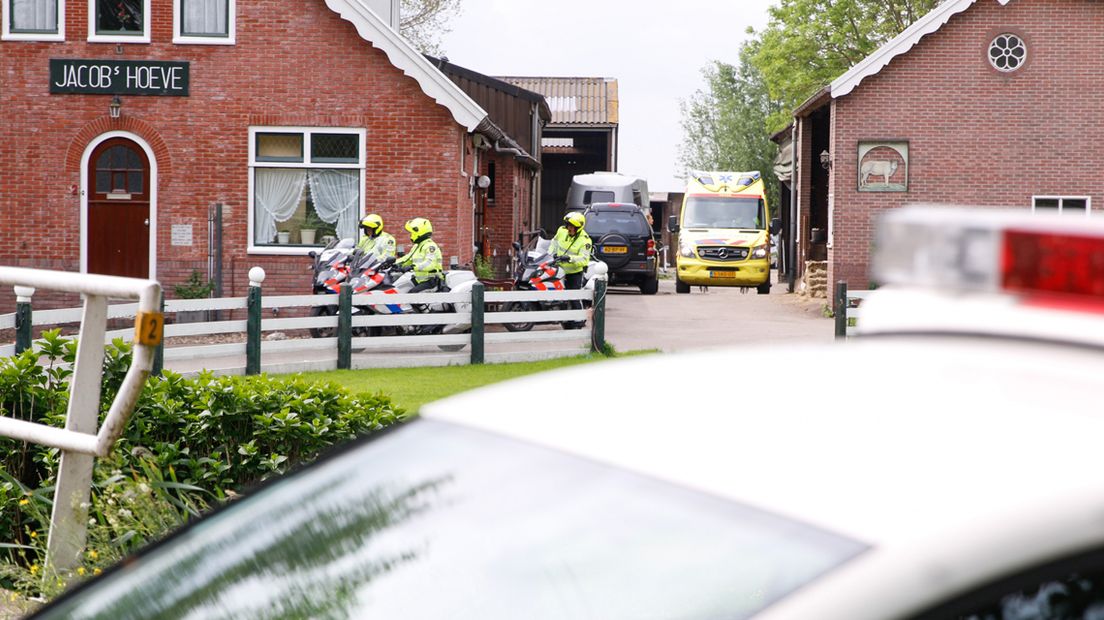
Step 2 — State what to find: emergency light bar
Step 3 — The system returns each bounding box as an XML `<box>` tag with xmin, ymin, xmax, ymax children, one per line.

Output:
<box><xmin>873</xmin><ymin>206</ymin><xmax>1104</xmax><ymax>305</ymax></box>
<box><xmin>689</xmin><ymin>170</ymin><xmax>761</xmax><ymax>191</ymax></box>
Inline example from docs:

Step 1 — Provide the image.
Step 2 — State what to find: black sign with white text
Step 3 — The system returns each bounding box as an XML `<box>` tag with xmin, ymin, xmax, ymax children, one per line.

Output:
<box><xmin>49</xmin><ymin>59</ymin><xmax>190</xmax><ymax>96</ymax></box>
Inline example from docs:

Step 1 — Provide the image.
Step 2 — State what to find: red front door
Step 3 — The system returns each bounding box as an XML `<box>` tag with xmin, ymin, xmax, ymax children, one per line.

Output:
<box><xmin>87</xmin><ymin>138</ymin><xmax>150</xmax><ymax>278</ymax></box>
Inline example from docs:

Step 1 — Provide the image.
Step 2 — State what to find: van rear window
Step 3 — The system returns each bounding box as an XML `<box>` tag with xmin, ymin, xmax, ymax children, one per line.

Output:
<box><xmin>584</xmin><ymin>190</ymin><xmax>615</xmax><ymax>204</ymax></box>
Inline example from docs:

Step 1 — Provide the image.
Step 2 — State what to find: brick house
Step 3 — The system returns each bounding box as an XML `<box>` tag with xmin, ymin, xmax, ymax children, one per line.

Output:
<box><xmin>791</xmin><ymin>0</ymin><xmax>1099</xmax><ymax>300</ymax></box>
<box><xmin>0</xmin><ymin>0</ymin><xmax>506</xmax><ymax>305</ymax></box>
<box><xmin>432</xmin><ymin>58</ymin><xmax>551</xmax><ymax>277</ymax></box>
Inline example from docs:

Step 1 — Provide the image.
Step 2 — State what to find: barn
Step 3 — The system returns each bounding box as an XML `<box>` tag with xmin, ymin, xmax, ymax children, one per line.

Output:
<box><xmin>788</xmin><ymin>0</ymin><xmax>1099</xmax><ymax>299</ymax></box>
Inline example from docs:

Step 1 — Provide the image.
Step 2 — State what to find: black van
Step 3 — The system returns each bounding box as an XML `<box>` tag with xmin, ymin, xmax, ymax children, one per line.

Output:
<box><xmin>583</xmin><ymin>202</ymin><xmax>659</xmax><ymax>295</ymax></box>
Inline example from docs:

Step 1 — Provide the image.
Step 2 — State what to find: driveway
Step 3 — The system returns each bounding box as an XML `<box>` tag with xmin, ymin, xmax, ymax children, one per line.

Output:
<box><xmin>603</xmin><ymin>273</ymin><xmax>832</xmax><ymax>353</ymax></box>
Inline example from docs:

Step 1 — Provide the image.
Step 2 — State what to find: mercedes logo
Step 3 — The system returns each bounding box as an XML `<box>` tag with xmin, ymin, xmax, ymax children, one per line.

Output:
<box><xmin>717</xmin><ymin>248</ymin><xmax>729</xmax><ymax>259</ymax></box>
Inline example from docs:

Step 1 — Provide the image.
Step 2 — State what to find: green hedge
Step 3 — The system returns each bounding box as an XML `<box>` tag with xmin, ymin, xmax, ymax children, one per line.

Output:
<box><xmin>0</xmin><ymin>330</ymin><xmax>407</xmax><ymax>574</ymax></box>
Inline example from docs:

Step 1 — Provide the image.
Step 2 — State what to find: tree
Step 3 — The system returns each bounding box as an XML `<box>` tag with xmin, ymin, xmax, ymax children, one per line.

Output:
<box><xmin>750</xmin><ymin>0</ymin><xmax>940</xmax><ymax>132</ymax></box>
<box><xmin>400</xmin><ymin>0</ymin><xmax>462</xmax><ymax>56</ymax></box>
<box><xmin>678</xmin><ymin>46</ymin><xmax>783</xmax><ymax>208</ymax></box>
<box><xmin>678</xmin><ymin>0</ymin><xmax>942</xmax><ymax>197</ymax></box>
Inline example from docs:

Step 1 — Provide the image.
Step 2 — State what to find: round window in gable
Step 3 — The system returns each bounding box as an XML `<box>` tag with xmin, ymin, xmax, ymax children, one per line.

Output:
<box><xmin>989</xmin><ymin>33</ymin><xmax>1026</xmax><ymax>72</ymax></box>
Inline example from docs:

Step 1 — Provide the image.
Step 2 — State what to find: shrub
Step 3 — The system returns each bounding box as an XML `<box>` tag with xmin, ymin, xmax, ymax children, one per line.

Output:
<box><xmin>0</xmin><ymin>331</ymin><xmax>407</xmax><ymax>580</ymax></box>
<box><xmin>173</xmin><ymin>270</ymin><xmax>214</xmax><ymax>299</ymax></box>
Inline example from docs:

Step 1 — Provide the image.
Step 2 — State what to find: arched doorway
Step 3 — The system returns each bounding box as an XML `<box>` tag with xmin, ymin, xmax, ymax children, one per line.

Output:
<box><xmin>86</xmin><ymin>137</ymin><xmax>151</xmax><ymax>278</ymax></box>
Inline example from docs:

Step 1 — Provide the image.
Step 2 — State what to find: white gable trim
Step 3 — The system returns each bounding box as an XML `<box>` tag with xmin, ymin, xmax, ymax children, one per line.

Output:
<box><xmin>831</xmin><ymin>0</ymin><xmax>1014</xmax><ymax>98</ymax></box>
<box><xmin>323</xmin><ymin>0</ymin><xmax>487</xmax><ymax>131</ymax></box>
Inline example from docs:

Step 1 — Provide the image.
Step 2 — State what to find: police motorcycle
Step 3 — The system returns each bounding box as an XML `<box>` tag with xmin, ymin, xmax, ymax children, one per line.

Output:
<box><xmin>503</xmin><ymin>231</ymin><xmax>607</xmax><ymax>332</ymax></box>
<box><xmin>353</xmin><ymin>258</ymin><xmax>479</xmax><ymax>351</ymax></box>
<box><xmin>307</xmin><ymin>238</ymin><xmax>361</xmax><ymax>338</ymax></box>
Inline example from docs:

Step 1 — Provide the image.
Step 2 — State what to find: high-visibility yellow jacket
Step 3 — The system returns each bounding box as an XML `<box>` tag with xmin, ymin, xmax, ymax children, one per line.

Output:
<box><xmin>357</xmin><ymin>231</ymin><xmax>397</xmax><ymax>261</ymax></box>
<box><xmin>550</xmin><ymin>227</ymin><xmax>592</xmax><ymax>274</ymax></box>
<box><xmin>396</xmin><ymin>238</ymin><xmax>443</xmax><ymax>283</ymax></box>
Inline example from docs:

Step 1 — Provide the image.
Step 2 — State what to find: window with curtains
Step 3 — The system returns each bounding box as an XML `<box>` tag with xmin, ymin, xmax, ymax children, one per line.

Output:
<box><xmin>174</xmin><ymin>0</ymin><xmax>233</xmax><ymax>43</ymax></box>
<box><xmin>3</xmin><ymin>0</ymin><xmax>62</xmax><ymax>40</ymax></box>
<box><xmin>249</xmin><ymin>127</ymin><xmax>365</xmax><ymax>251</ymax></box>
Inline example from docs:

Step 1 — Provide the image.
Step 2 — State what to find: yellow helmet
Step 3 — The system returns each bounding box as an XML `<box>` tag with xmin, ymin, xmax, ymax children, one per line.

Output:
<box><xmin>404</xmin><ymin>217</ymin><xmax>433</xmax><ymax>243</ymax></box>
<box><xmin>360</xmin><ymin>214</ymin><xmax>384</xmax><ymax>236</ymax></box>
<box><xmin>564</xmin><ymin>212</ymin><xmax>586</xmax><ymax>229</ymax></box>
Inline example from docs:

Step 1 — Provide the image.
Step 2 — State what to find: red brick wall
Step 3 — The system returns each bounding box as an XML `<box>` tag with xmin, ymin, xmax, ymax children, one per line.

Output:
<box><xmin>482</xmin><ymin>153</ymin><xmax>532</xmax><ymax>273</ymax></box>
<box><xmin>829</xmin><ymin>0</ymin><xmax>1102</xmax><ymax>290</ymax></box>
<box><xmin>0</xmin><ymin>0</ymin><xmax>474</xmax><ymax>308</ymax></box>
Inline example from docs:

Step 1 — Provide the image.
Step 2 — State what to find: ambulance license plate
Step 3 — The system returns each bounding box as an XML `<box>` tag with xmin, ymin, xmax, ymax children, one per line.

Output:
<box><xmin>710</xmin><ymin>271</ymin><xmax>736</xmax><ymax>278</ymax></box>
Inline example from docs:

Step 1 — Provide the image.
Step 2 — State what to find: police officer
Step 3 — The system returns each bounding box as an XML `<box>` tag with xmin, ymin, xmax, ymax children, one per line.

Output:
<box><xmin>395</xmin><ymin>217</ymin><xmax>443</xmax><ymax>293</ymax></box>
<box><xmin>357</xmin><ymin>214</ymin><xmax>397</xmax><ymax>262</ymax></box>
<box><xmin>550</xmin><ymin>211</ymin><xmax>593</xmax><ymax>290</ymax></box>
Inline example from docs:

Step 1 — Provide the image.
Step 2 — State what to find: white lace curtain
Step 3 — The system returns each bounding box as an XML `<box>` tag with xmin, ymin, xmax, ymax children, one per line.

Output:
<box><xmin>254</xmin><ymin>169</ymin><xmax>307</xmax><ymax>244</ymax></box>
<box><xmin>308</xmin><ymin>170</ymin><xmax>359</xmax><ymax>241</ymax></box>
<box><xmin>182</xmin><ymin>0</ymin><xmax>227</xmax><ymax>35</ymax></box>
<box><xmin>12</xmin><ymin>0</ymin><xmax>56</xmax><ymax>30</ymax></box>
<box><xmin>254</xmin><ymin>169</ymin><xmax>359</xmax><ymax>244</ymax></box>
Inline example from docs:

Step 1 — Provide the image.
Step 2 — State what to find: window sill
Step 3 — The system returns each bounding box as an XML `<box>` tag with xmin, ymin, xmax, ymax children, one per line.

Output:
<box><xmin>88</xmin><ymin>34</ymin><xmax>151</xmax><ymax>44</ymax></box>
<box><xmin>248</xmin><ymin>245</ymin><xmax>327</xmax><ymax>257</ymax></box>
<box><xmin>173</xmin><ymin>34</ymin><xmax>235</xmax><ymax>45</ymax></box>
<box><xmin>2</xmin><ymin>32</ymin><xmax>64</xmax><ymax>41</ymax></box>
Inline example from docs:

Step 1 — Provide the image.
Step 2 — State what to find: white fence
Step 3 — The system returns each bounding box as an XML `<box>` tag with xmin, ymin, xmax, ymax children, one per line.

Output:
<box><xmin>1</xmin><ymin>279</ymin><xmax>604</xmax><ymax>376</ymax></box>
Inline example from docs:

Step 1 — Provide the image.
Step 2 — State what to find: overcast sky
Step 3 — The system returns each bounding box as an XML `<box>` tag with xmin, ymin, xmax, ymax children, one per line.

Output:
<box><xmin>438</xmin><ymin>0</ymin><xmax>777</xmax><ymax>192</ymax></box>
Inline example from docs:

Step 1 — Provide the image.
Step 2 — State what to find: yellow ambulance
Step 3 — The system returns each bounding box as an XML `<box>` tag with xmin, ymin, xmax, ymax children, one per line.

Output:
<box><xmin>670</xmin><ymin>171</ymin><xmax>780</xmax><ymax>294</ymax></box>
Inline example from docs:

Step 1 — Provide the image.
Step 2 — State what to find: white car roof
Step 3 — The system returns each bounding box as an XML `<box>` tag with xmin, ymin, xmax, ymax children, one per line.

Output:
<box><xmin>423</xmin><ymin>336</ymin><xmax>1104</xmax><ymax>545</ymax></box>
<box><xmin>423</xmin><ymin>337</ymin><xmax>1104</xmax><ymax>617</ymax></box>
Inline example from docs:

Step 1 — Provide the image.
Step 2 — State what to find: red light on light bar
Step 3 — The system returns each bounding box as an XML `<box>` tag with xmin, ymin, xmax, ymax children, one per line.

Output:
<box><xmin>1002</xmin><ymin>230</ymin><xmax>1104</xmax><ymax>299</ymax></box>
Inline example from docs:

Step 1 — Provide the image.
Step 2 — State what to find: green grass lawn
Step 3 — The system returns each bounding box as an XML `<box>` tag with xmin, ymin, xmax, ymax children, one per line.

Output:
<box><xmin>290</xmin><ymin>351</ymin><xmax>655</xmax><ymax>413</ymax></box>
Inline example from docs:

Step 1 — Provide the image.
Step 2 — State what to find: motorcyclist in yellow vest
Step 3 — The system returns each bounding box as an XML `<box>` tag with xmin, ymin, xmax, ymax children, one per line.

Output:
<box><xmin>395</xmin><ymin>217</ymin><xmax>443</xmax><ymax>293</ymax></box>
<box><xmin>356</xmin><ymin>214</ymin><xmax>396</xmax><ymax>262</ymax></box>
<box><xmin>550</xmin><ymin>211</ymin><xmax>593</xmax><ymax>291</ymax></box>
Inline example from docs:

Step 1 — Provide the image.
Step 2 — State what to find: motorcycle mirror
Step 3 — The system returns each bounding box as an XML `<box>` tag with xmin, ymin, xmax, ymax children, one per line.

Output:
<box><xmin>512</xmin><ymin>241</ymin><xmax>521</xmax><ymax>252</ymax></box>
<box><xmin>308</xmin><ymin>250</ymin><xmax>317</xmax><ymax>259</ymax></box>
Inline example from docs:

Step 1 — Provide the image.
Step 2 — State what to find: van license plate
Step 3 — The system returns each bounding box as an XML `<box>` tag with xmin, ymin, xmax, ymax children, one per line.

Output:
<box><xmin>710</xmin><ymin>271</ymin><xmax>737</xmax><ymax>278</ymax></box>
<box><xmin>603</xmin><ymin>246</ymin><xmax>628</xmax><ymax>254</ymax></box>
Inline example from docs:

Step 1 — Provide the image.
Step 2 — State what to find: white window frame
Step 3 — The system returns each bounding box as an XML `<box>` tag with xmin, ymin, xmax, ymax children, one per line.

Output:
<box><xmin>173</xmin><ymin>0</ymin><xmax>234</xmax><ymax>45</ymax></box>
<box><xmin>3</xmin><ymin>0</ymin><xmax>65</xmax><ymax>41</ymax></box>
<box><xmin>88</xmin><ymin>0</ymin><xmax>151</xmax><ymax>44</ymax></box>
<box><xmin>248</xmin><ymin>126</ymin><xmax>366</xmax><ymax>256</ymax></box>
<box><xmin>1031</xmin><ymin>195</ymin><xmax>1092</xmax><ymax>218</ymax></box>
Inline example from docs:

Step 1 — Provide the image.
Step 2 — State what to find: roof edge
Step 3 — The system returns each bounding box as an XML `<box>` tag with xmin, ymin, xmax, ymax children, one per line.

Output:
<box><xmin>794</xmin><ymin>86</ymin><xmax>832</xmax><ymax>118</ymax></box>
<box><xmin>323</xmin><ymin>0</ymin><xmax>487</xmax><ymax>131</ymax></box>
<box><xmin>831</xmin><ymin>0</ymin><xmax>1006</xmax><ymax>98</ymax></box>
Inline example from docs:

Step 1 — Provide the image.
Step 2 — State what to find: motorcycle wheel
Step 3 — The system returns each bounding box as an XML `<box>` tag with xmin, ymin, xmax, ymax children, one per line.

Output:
<box><xmin>309</xmin><ymin>305</ymin><xmax>337</xmax><ymax>338</ymax></box>
<box><xmin>502</xmin><ymin>301</ymin><xmax>537</xmax><ymax>332</ymax></box>
<box><xmin>562</xmin><ymin>301</ymin><xmax>586</xmax><ymax>330</ymax></box>
<box><xmin>428</xmin><ymin>323</ymin><xmax>467</xmax><ymax>352</ymax></box>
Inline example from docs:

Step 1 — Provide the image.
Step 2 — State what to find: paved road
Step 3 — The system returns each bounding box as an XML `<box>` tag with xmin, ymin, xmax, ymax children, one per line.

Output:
<box><xmin>603</xmin><ymin>272</ymin><xmax>833</xmax><ymax>353</ymax></box>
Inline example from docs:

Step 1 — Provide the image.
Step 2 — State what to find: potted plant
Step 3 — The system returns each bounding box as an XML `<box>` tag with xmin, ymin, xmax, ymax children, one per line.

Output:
<box><xmin>174</xmin><ymin>270</ymin><xmax>214</xmax><ymax>323</ymax></box>
<box><xmin>277</xmin><ymin>230</ymin><xmax>291</xmax><ymax>244</ymax></box>
<box><xmin>300</xmin><ymin>211</ymin><xmax>325</xmax><ymax>245</ymax></box>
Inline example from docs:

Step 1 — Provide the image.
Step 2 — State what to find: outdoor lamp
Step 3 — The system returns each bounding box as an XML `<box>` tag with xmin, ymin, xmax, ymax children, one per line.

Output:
<box><xmin>109</xmin><ymin>95</ymin><xmax>122</xmax><ymax>119</ymax></box>
<box><xmin>820</xmin><ymin>150</ymin><xmax>832</xmax><ymax>170</ymax></box>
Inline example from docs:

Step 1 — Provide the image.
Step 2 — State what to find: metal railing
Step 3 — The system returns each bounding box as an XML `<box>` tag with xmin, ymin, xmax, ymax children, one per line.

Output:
<box><xmin>0</xmin><ymin>267</ymin><xmax>162</xmax><ymax>572</ymax></box>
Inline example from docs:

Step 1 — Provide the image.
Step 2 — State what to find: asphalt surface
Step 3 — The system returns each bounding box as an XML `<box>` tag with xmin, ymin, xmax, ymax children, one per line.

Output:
<box><xmin>602</xmin><ymin>271</ymin><xmax>833</xmax><ymax>353</ymax></box>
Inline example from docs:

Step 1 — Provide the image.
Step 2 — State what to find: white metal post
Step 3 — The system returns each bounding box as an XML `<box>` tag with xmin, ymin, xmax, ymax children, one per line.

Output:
<box><xmin>46</xmin><ymin>295</ymin><xmax>107</xmax><ymax>571</ymax></box>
